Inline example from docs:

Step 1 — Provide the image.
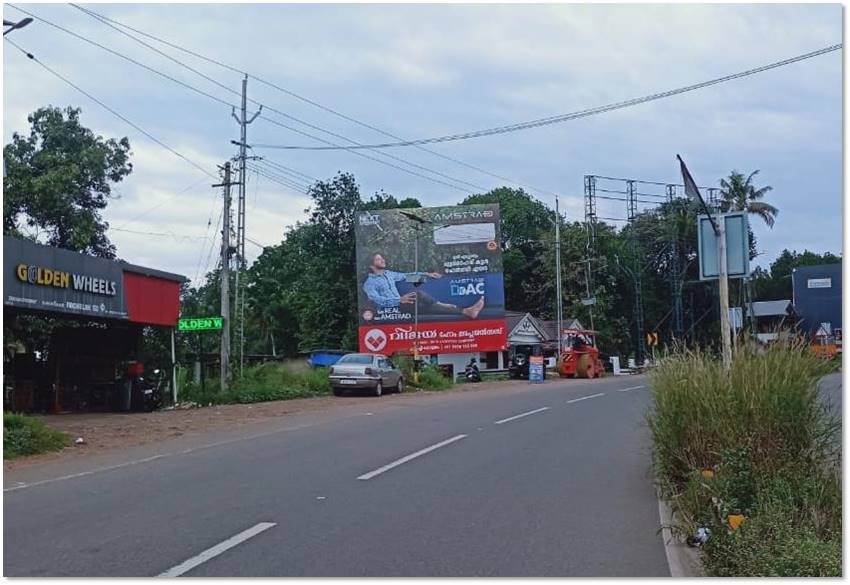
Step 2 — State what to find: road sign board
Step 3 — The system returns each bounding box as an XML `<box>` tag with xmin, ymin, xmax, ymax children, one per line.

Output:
<box><xmin>697</xmin><ymin>212</ymin><xmax>750</xmax><ymax>280</ymax></box>
<box><xmin>645</xmin><ymin>331</ymin><xmax>659</xmax><ymax>347</ymax></box>
<box><xmin>178</xmin><ymin>316</ymin><xmax>223</xmax><ymax>332</ymax></box>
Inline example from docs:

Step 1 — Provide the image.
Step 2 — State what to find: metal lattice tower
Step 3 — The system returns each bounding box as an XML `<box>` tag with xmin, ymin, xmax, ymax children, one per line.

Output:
<box><xmin>707</xmin><ymin>187</ymin><xmax>720</xmax><ymax>210</ymax></box>
<box><xmin>625</xmin><ymin>180</ymin><xmax>646</xmax><ymax>364</ymax></box>
<box><xmin>667</xmin><ymin>184</ymin><xmax>684</xmax><ymax>340</ymax></box>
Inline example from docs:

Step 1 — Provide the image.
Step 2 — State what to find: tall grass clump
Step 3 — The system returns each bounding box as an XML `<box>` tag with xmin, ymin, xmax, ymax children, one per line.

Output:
<box><xmin>648</xmin><ymin>338</ymin><xmax>840</xmax><ymax>576</ymax></box>
<box><xmin>4</xmin><ymin>412</ymin><xmax>70</xmax><ymax>459</ymax></box>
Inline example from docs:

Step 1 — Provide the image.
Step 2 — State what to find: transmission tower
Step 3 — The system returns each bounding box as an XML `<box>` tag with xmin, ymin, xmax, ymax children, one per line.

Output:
<box><xmin>667</xmin><ymin>184</ymin><xmax>684</xmax><ymax>340</ymax></box>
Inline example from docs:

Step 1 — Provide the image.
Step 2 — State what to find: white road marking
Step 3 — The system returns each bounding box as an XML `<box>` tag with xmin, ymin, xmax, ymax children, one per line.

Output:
<box><xmin>493</xmin><ymin>406</ymin><xmax>551</xmax><ymax>425</ymax></box>
<box><xmin>157</xmin><ymin>522</ymin><xmax>276</xmax><ymax>577</ymax></box>
<box><xmin>357</xmin><ymin>434</ymin><xmax>467</xmax><ymax>480</ymax></box>
<box><xmin>618</xmin><ymin>385</ymin><xmax>646</xmax><ymax>392</ymax></box>
<box><xmin>566</xmin><ymin>392</ymin><xmax>606</xmax><ymax>404</ymax></box>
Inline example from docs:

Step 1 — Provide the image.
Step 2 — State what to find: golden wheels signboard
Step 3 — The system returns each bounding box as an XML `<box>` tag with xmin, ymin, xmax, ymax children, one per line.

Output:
<box><xmin>354</xmin><ymin>204</ymin><xmax>507</xmax><ymax>355</ymax></box>
<box><xmin>4</xmin><ymin>236</ymin><xmax>127</xmax><ymax>319</ymax></box>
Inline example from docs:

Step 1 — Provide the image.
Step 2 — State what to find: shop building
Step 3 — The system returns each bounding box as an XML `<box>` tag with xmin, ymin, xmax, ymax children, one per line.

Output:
<box><xmin>4</xmin><ymin>236</ymin><xmax>185</xmax><ymax>413</ymax></box>
<box><xmin>431</xmin><ymin>311</ymin><xmax>584</xmax><ymax>378</ymax></box>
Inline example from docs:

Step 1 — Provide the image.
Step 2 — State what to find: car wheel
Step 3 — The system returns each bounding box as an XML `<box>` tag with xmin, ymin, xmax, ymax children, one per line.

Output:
<box><xmin>396</xmin><ymin>378</ymin><xmax>403</xmax><ymax>393</ymax></box>
<box><xmin>333</xmin><ymin>387</ymin><xmax>343</xmax><ymax>397</ymax></box>
<box><xmin>374</xmin><ymin>381</ymin><xmax>383</xmax><ymax>397</ymax></box>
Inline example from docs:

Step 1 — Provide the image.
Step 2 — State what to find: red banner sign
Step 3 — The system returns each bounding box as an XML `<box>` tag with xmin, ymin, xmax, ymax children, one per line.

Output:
<box><xmin>359</xmin><ymin>318</ymin><xmax>508</xmax><ymax>355</ymax></box>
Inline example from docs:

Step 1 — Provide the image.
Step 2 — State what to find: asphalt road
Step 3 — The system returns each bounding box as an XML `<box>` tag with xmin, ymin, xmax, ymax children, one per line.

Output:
<box><xmin>4</xmin><ymin>374</ymin><xmax>670</xmax><ymax>577</ymax></box>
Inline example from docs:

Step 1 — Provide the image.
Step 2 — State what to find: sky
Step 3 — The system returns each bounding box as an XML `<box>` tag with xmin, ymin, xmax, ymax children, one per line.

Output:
<box><xmin>3</xmin><ymin>3</ymin><xmax>843</xmax><ymax>286</ymax></box>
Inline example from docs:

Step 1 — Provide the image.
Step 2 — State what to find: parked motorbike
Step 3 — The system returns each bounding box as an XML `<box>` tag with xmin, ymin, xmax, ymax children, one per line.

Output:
<box><xmin>464</xmin><ymin>364</ymin><xmax>481</xmax><ymax>383</ymax></box>
<box><xmin>131</xmin><ymin>369</ymin><xmax>164</xmax><ymax>412</ymax></box>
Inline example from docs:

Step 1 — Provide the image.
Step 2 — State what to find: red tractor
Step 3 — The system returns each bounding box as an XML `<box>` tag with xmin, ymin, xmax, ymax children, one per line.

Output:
<box><xmin>558</xmin><ymin>329</ymin><xmax>605</xmax><ymax>379</ymax></box>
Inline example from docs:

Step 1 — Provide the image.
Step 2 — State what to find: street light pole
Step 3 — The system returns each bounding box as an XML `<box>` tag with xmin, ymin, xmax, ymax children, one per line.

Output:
<box><xmin>4</xmin><ymin>18</ymin><xmax>32</xmax><ymax>35</ymax></box>
<box><xmin>413</xmin><ymin>223</ymin><xmax>420</xmax><ymax>384</ymax></box>
<box><xmin>554</xmin><ymin>196</ymin><xmax>563</xmax><ymax>356</ymax></box>
<box><xmin>400</xmin><ymin>211</ymin><xmax>430</xmax><ymax>385</ymax></box>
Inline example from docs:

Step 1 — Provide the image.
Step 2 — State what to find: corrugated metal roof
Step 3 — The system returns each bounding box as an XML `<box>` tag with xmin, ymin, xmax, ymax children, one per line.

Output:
<box><xmin>748</xmin><ymin>300</ymin><xmax>791</xmax><ymax>317</ymax></box>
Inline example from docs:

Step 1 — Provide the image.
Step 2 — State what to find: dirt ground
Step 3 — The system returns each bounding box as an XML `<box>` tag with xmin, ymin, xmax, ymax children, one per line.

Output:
<box><xmin>5</xmin><ymin>380</ymin><xmax>527</xmax><ymax>469</ymax></box>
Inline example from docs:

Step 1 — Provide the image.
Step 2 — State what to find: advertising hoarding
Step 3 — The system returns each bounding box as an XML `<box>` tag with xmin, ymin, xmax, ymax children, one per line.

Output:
<box><xmin>355</xmin><ymin>204</ymin><xmax>507</xmax><ymax>354</ymax></box>
<box><xmin>4</xmin><ymin>236</ymin><xmax>128</xmax><ymax>320</ymax></box>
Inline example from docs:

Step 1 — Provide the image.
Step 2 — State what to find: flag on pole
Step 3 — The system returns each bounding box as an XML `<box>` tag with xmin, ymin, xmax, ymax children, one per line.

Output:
<box><xmin>677</xmin><ymin>154</ymin><xmax>718</xmax><ymax>234</ymax></box>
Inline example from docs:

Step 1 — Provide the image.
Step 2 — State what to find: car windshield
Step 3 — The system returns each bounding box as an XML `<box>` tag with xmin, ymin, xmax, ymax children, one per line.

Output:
<box><xmin>337</xmin><ymin>355</ymin><xmax>374</xmax><ymax>365</ymax></box>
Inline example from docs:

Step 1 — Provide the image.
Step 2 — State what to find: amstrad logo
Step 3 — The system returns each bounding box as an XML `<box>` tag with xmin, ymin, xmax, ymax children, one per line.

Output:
<box><xmin>16</xmin><ymin>264</ymin><xmax>118</xmax><ymax>297</ymax></box>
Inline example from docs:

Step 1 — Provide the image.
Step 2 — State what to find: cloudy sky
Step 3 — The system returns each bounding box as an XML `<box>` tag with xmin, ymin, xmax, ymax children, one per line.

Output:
<box><xmin>3</xmin><ymin>3</ymin><xmax>843</xmax><ymax>285</ymax></box>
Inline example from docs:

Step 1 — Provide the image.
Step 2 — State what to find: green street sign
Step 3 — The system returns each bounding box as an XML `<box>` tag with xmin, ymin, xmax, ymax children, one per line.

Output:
<box><xmin>178</xmin><ymin>316</ymin><xmax>223</xmax><ymax>332</ymax></box>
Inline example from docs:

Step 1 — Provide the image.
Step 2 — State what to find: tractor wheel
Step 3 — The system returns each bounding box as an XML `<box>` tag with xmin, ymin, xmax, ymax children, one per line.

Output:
<box><xmin>576</xmin><ymin>353</ymin><xmax>595</xmax><ymax>379</ymax></box>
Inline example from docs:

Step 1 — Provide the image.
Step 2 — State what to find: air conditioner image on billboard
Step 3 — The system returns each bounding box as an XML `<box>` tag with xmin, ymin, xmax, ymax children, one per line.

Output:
<box><xmin>433</xmin><ymin>223</ymin><xmax>496</xmax><ymax>245</ymax></box>
<box><xmin>354</xmin><ymin>204</ymin><xmax>507</xmax><ymax>355</ymax></box>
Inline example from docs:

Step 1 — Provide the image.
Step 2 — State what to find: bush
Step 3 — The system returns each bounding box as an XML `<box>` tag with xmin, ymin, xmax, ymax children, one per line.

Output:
<box><xmin>4</xmin><ymin>413</ymin><xmax>69</xmax><ymax>459</ymax></box>
<box><xmin>178</xmin><ymin>362</ymin><xmax>332</xmax><ymax>406</ymax></box>
<box><xmin>648</xmin><ymin>340</ymin><xmax>841</xmax><ymax>576</ymax></box>
<box><xmin>394</xmin><ymin>355</ymin><xmax>453</xmax><ymax>391</ymax></box>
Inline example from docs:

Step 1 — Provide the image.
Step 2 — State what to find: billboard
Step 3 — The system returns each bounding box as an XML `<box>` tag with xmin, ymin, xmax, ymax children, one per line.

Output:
<box><xmin>355</xmin><ymin>204</ymin><xmax>507</xmax><ymax>355</ymax></box>
<box><xmin>4</xmin><ymin>236</ymin><xmax>128</xmax><ymax>320</ymax></box>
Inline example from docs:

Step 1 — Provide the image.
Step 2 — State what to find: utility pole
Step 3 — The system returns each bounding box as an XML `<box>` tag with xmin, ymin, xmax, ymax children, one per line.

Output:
<box><xmin>717</xmin><ymin>217</ymin><xmax>733</xmax><ymax>368</ymax></box>
<box><xmin>214</xmin><ymin>162</ymin><xmax>235</xmax><ymax>391</ymax></box>
<box><xmin>678</xmin><ymin>154</ymin><xmax>731</xmax><ymax>369</ymax></box>
<box><xmin>554</xmin><ymin>196</ymin><xmax>563</xmax><ymax>355</ymax></box>
<box><xmin>231</xmin><ymin>75</ymin><xmax>262</xmax><ymax>378</ymax></box>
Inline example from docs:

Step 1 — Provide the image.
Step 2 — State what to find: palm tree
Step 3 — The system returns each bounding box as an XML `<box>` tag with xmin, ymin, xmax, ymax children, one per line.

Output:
<box><xmin>719</xmin><ymin>170</ymin><xmax>778</xmax><ymax>228</ymax></box>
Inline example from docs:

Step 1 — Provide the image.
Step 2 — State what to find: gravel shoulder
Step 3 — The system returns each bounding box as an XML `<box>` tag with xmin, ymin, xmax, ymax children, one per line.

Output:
<box><xmin>5</xmin><ymin>378</ymin><xmax>535</xmax><ymax>470</ymax></box>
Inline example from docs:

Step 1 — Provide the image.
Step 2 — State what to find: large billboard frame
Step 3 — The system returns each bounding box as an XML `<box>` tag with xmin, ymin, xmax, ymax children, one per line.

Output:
<box><xmin>354</xmin><ymin>204</ymin><xmax>508</xmax><ymax>355</ymax></box>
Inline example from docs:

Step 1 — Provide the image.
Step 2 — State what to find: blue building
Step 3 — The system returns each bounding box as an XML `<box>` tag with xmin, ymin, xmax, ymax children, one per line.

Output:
<box><xmin>792</xmin><ymin>263</ymin><xmax>842</xmax><ymax>341</ymax></box>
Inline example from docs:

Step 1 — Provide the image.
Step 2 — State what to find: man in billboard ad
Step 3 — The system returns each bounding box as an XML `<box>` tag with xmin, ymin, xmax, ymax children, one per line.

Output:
<box><xmin>355</xmin><ymin>204</ymin><xmax>507</xmax><ymax>355</ymax></box>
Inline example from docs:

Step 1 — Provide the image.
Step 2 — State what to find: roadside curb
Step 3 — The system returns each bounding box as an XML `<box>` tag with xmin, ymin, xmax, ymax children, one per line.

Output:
<box><xmin>657</xmin><ymin>495</ymin><xmax>705</xmax><ymax>577</ymax></box>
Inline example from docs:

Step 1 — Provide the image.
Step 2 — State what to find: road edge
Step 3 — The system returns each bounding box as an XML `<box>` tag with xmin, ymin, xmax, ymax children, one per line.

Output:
<box><xmin>657</xmin><ymin>494</ymin><xmax>705</xmax><ymax>577</ymax></box>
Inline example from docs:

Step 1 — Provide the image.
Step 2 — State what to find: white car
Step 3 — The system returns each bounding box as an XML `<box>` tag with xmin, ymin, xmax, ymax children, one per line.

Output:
<box><xmin>329</xmin><ymin>353</ymin><xmax>403</xmax><ymax>397</ymax></box>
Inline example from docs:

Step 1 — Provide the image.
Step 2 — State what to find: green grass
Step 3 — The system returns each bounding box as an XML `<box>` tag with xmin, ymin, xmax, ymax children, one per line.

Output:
<box><xmin>394</xmin><ymin>355</ymin><xmax>454</xmax><ymax>391</ymax></box>
<box><xmin>647</xmin><ymin>340</ymin><xmax>841</xmax><ymax>576</ymax></box>
<box><xmin>178</xmin><ymin>362</ymin><xmax>332</xmax><ymax>406</ymax></box>
<box><xmin>176</xmin><ymin>355</ymin><xmax>456</xmax><ymax>406</ymax></box>
<box><xmin>4</xmin><ymin>413</ymin><xmax>70</xmax><ymax>459</ymax></box>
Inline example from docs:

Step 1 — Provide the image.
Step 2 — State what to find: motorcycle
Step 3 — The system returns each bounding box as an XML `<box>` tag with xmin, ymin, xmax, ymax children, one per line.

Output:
<box><xmin>464</xmin><ymin>364</ymin><xmax>481</xmax><ymax>383</ymax></box>
<box><xmin>131</xmin><ymin>369</ymin><xmax>164</xmax><ymax>412</ymax></box>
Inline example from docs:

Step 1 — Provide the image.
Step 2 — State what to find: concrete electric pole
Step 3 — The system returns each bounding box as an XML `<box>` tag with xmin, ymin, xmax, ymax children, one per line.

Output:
<box><xmin>214</xmin><ymin>162</ymin><xmax>235</xmax><ymax>391</ymax></box>
<box><xmin>231</xmin><ymin>75</ymin><xmax>262</xmax><ymax>378</ymax></box>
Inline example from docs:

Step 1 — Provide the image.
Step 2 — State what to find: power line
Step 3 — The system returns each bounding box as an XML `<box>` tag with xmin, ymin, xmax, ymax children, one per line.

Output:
<box><xmin>115</xmin><ymin>175</ymin><xmax>211</xmax><ymax>229</ymax></box>
<box><xmin>4</xmin><ymin>36</ymin><xmax>217</xmax><ymax>179</ymax></box>
<box><xmin>7</xmin><ymin>4</ymin><xmax>237</xmax><ymax>110</ymax></box>
<box><xmin>64</xmin><ymin>3</ymin><xmax>488</xmax><ymax>194</ymax></box>
<box><xmin>259</xmin><ymin>158</ymin><xmax>318</xmax><ymax>183</ymax></box>
<box><xmin>111</xmin><ymin>227</ymin><xmax>209</xmax><ymax>240</ymax></box>
<box><xmin>66</xmin><ymin>2</ymin><xmax>562</xmax><ymax>199</ymax></box>
<box><xmin>247</xmin><ymin>164</ymin><xmax>309</xmax><ymax>193</ymax></box>
<box><xmin>251</xmin><ymin>161</ymin><xmax>312</xmax><ymax>189</ymax></box>
<box><xmin>246</xmin><ymin>44</ymin><xmax>841</xmax><ymax>150</ymax></box>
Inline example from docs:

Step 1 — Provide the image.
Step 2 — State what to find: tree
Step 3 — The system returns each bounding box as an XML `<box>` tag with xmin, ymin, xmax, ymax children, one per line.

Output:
<box><xmin>3</xmin><ymin>106</ymin><xmax>132</xmax><ymax>258</ymax></box>
<box><xmin>462</xmin><ymin>187</ymin><xmax>555</xmax><ymax>317</ymax></box>
<box><xmin>237</xmin><ymin>174</ymin><xmax>423</xmax><ymax>357</ymax></box>
<box><xmin>719</xmin><ymin>170</ymin><xmax>777</xmax><ymax>228</ymax></box>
